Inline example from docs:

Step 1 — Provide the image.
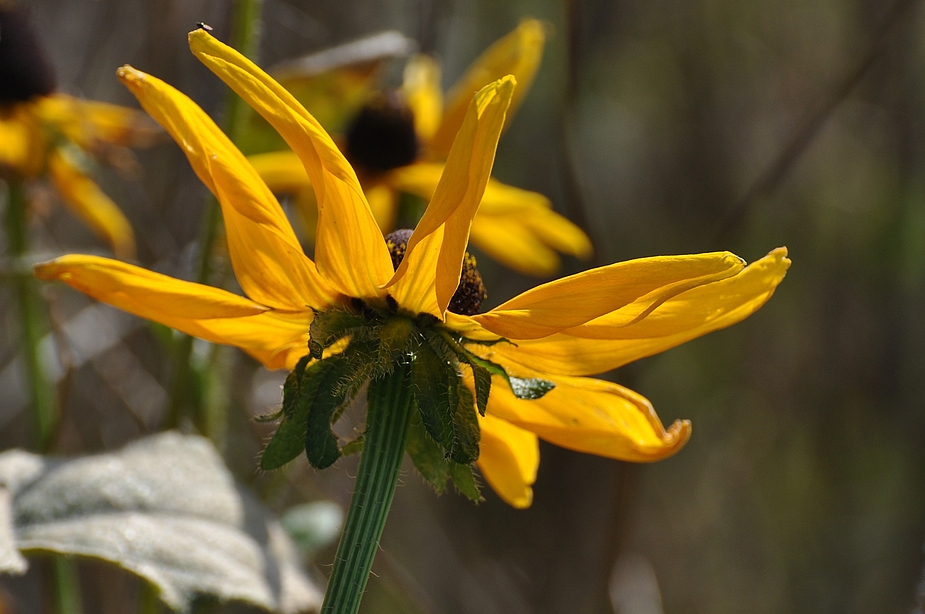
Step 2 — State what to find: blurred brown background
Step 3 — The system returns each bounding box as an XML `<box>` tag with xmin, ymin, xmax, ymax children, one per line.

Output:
<box><xmin>2</xmin><ymin>0</ymin><xmax>925</xmax><ymax>613</ymax></box>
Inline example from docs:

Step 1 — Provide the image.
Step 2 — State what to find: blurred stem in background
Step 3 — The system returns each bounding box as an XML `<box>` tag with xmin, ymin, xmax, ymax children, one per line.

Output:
<box><xmin>4</xmin><ymin>182</ymin><xmax>83</xmax><ymax>613</ymax></box>
<box><xmin>2</xmin><ymin>180</ymin><xmax>57</xmax><ymax>452</ymax></box>
<box><xmin>165</xmin><ymin>0</ymin><xmax>263</xmax><ymax>449</ymax></box>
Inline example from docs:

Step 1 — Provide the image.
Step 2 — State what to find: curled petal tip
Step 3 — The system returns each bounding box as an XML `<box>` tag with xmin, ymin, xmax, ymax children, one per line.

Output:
<box><xmin>665</xmin><ymin>419</ymin><xmax>692</xmax><ymax>448</ymax></box>
<box><xmin>116</xmin><ymin>65</ymin><xmax>146</xmax><ymax>89</ymax></box>
<box><xmin>188</xmin><ymin>26</ymin><xmax>209</xmax><ymax>44</ymax></box>
<box><xmin>34</xmin><ymin>259</ymin><xmax>69</xmax><ymax>282</ymax></box>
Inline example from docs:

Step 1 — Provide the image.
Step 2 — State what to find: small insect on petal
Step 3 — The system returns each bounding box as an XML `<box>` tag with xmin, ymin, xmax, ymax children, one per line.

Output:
<box><xmin>195</xmin><ymin>22</ymin><xmax>213</xmax><ymax>32</ymax></box>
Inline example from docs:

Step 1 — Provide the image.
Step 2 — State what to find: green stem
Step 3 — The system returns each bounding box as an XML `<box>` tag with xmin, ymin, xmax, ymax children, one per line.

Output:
<box><xmin>321</xmin><ymin>363</ymin><xmax>414</xmax><ymax>614</ymax></box>
<box><xmin>165</xmin><ymin>0</ymin><xmax>263</xmax><ymax>432</ymax></box>
<box><xmin>137</xmin><ymin>581</ymin><xmax>160</xmax><ymax>614</ymax></box>
<box><xmin>3</xmin><ymin>180</ymin><xmax>57</xmax><ymax>451</ymax></box>
<box><xmin>51</xmin><ymin>556</ymin><xmax>83</xmax><ymax>614</ymax></box>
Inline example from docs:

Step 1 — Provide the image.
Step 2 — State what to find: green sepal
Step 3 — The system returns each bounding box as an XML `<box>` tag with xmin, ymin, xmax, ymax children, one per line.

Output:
<box><xmin>468</xmin><ymin>362</ymin><xmax>492</xmax><ymax>416</ymax></box>
<box><xmin>405</xmin><ymin>406</ymin><xmax>448</xmax><ymax>494</ymax></box>
<box><xmin>437</xmin><ymin>331</ymin><xmax>556</xmax><ymax>402</ymax></box>
<box><xmin>340</xmin><ymin>436</ymin><xmax>365</xmax><ymax>456</ymax></box>
<box><xmin>308</xmin><ymin>309</ymin><xmax>368</xmax><ymax>359</ymax></box>
<box><xmin>375</xmin><ymin>316</ymin><xmax>414</xmax><ymax>366</ymax></box>
<box><xmin>254</xmin><ymin>407</ymin><xmax>284</xmax><ymax>423</ymax></box>
<box><xmin>410</xmin><ymin>339</ymin><xmax>456</xmax><ymax>451</ymax></box>
<box><xmin>304</xmin><ymin>357</ymin><xmax>352</xmax><ymax>469</ymax></box>
<box><xmin>406</xmin><ymin>404</ymin><xmax>481</xmax><ymax>499</ymax></box>
<box><xmin>426</xmin><ymin>331</ymin><xmax>489</xmax><ymax>416</ymax></box>
<box><xmin>449</xmin><ymin>384</ymin><xmax>480</xmax><ymax>464</ymax></box>
<box><xmin>260</xmin><ymin>356</ymin><xmax>319</xmax><ymax>470</ymax></box>
<box><xmin>448</xmin><ymin>462</ymin><xmax>482</xmax><ymax>502</ymax></box>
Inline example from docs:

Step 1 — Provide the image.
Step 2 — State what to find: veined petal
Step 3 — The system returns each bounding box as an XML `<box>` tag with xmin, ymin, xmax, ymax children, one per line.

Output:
<box><xmin>472</xmin><ymin>252</ymin><xmax>747</xmax><ymax>339</ymax></box>
<box><xmin>248</xmin><ymin>150</ymin><xmax>312</xmax><ymax>194</ymax></box>
<box><xmin>47</xmin><ymin>148</ymin><xmax>136</xmax><ymax>259</ymax></box>
<box><xmin>192</xmin><ymin>311</ymin><xmax>311</xmax><ymax>370</ymax></box>
<box><xmin>487</xmin><ymin>371</ymin><xmax>691</xmax><ymax>462</ymax></box>
<box><xmin>430</xmin><ymin>19</ymin><xmax>545</xmax><ymax>157</ymax></box>
<box><xmin>34</xmin><ymin>255</ymin><xmax>309</xmax><ymax>370</ymax></box>
<box><xmin>387</xmin><ymin>77</ymin><xmax>515</xmax><ymax>317</ymax></box>
<box><xmin>473</xmin><ymin>248</ymin><xmax>791</xmax><ymax>375</ymax></box>
<box><xmin>117</xmin><ymin>65</ymin><xmax>337</xmax><ymax>312</ymax></box>
<box><xmin>189</xmin><ymin>29</ymin><xmax>394</xmax><ymax>301</ymax></box>
<box><xmin>476</xmin><ymin>413</ymin><xmax>539</xmax><ymax>508</ymax></box>
<box><xmin>401</xmin><ymin>55</ymin><xmax>443</xmax><ymax>143</ymax></box>
<box><xmin>34</xmin><ymin>255</ymin><xmax>268</xmax><ymax>318</ymax></box>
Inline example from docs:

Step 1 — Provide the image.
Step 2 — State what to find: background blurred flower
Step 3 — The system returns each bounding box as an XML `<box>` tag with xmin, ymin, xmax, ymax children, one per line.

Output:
<box><xmin>0</xmin><ymin>3</ymin><xmax>157</xmax><ymax>258</ymax></box>
<box><xmin>246</xmin><ymin>20</ymin><xmax>593</xmax><ymax>276</ymax></box>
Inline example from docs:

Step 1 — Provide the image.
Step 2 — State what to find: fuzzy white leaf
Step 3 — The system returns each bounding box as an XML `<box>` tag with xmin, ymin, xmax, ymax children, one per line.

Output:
<box><xmin>0</xmin><ymin>432</ymin><xmax>322</xmax><ymax>613</ymax></box>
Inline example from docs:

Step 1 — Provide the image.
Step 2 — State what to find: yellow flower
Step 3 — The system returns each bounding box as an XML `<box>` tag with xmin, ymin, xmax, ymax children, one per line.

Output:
<box><xmin>0</xmin><ymin>5</ymin><xmax>155</xmax><ymax>258</ymax></box>
<box><xmin>247</xmin><ymin>20</ymin><xmax>594</xmax><ymax>277</ymax></box>
<box><xmin>35</xmin><ymin>30</ymin><xmax>790</xmax><ymax>509</ymax></box>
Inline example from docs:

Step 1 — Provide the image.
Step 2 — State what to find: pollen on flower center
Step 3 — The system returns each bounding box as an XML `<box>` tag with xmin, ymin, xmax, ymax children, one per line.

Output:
<box><xmin>344</xmin><ymin>92</ymin><xmax>419</xmax><ymax>173</ymax></box>
<box><xmin>385</xmin><ymin>229</ymin><xmax>488</xmax><ymax>316</ymax></box>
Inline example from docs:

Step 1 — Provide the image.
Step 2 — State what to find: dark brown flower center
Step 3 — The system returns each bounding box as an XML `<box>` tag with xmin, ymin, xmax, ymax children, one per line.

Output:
<box><xmin>344</xmin><ymin>93</ymin><xmax>419</xmax><ymax>174</ymax></box>
<box><xmin>385</xmin><ymin>229</ymin><xmax>487</xmax><ymax>316</ymax></box>
<box><xmin>0</xmin><ymin>5</ymin><xmax>56</xmax><ymax>107</ymax></box>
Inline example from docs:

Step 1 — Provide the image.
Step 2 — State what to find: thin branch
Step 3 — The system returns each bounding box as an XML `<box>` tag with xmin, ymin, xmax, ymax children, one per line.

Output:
<box><xmin>712</xmin><ymin>0</ymin><xmax>923</xmax><ymax>244</ymax></box>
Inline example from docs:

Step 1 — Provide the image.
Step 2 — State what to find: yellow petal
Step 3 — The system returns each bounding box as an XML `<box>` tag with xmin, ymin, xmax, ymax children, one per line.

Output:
<box><xmin>189</xmin><ymin>29</ymin><xmax>394</xmax><ymax>301</ymax></box>
<box><xmin>401</xmin><ymin>55</ymin><xmax>443</xmax><ymax>143</ymax></box>
<box><xmin>430</xmin><ymin>19</ymin><xmax>545</xmax><ymax>157</ymax></box>
<box><xmin>487</xmin><ymin>371</ymin><xmax>691</xmax><ymax>462</ymax></box>
<box><xmin>34</xmin><ymin>255</ymin><xmax>310</xmax><ymax>370</ymax></box>
<box><xmin>472</xmin><ymin>252</ymin><xmax>747</xmax><ymax>339</ymax></box>
<box><xmin>247</xmin><ymin>150</ymin><xmax>312</xmax><ymax>194</ymax></box>
<box><xmin>476</xmin><ymin>412</ymin><xmax>539</xmax><ymax>508</ymax></box>
<box><xmin>117</xmin><ymin>65</ymin><xmax>337</xmax><ymax>312</ymax></box>
<box><xmin>47</xmin><ymin>149</ymin><xmax>136</xmax><ymax>259</ymax></box>
<box><xmin>387</xmin><ymin>77</ymin><xmax>515</xmax><ymax>317</ymax></box>
<box><xmin>474</xmin><ymin>248</ymin><xmax>791</xmax><ymax>375</ymax></box>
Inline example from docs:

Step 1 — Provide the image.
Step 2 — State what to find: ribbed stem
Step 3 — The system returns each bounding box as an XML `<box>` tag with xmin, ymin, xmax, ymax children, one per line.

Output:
<box><xmin>3</xmin><ymin>180</ymin><xmax>57</xmax><ymax>451</ymax></box>
<box><xmin>321</xmin><ymin>363</ymin><xmax>413</xmax><ymax>614</ymax></box>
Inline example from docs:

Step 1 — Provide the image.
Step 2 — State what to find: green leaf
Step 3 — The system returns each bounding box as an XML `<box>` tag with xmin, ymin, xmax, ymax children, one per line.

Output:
<box><xmin>410</xmin><ymin>340</ymin><xmax>456</xmax><ymax>451</ymax></box>
<box><xmin>261</xmin><ymin>357</ymin><xmax>323</xmax><ymax>470</ymax></box>
<box><xmin>447</xmin><ymin>462</ymin><xmax>483</xmax><ymax>503</ymax></box>
<box><xmin>509</xmin><ymin>377</ymin><xmax>556</xmax><ymax>400</ymax></box>
<box><xmin>449</xmin><ymin>385</ymin><xmax>480</xmax><ymax>464</ymax></box>
<box><xmin>304</xmin><ymin>358</ymin><xmax>351</xmax><ymax>469</ymax></box>
<box><xmin>0</xmin><ymin>433</ymin><xmax>322</xmax><ymax>613</ymax></box>
<box><xmin>405</xmin><ymin>407</ymin><xmax>448</xmax><ymax>494</ymax></box>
